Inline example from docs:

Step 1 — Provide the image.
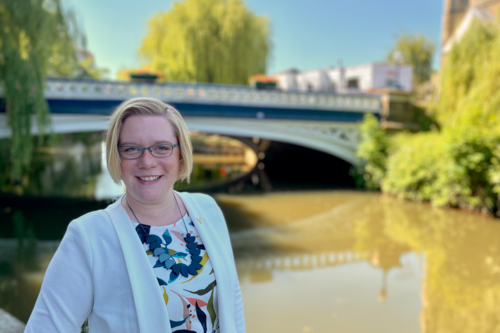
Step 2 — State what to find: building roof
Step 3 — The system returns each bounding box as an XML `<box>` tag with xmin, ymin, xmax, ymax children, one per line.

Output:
<box><xmin>273</xmin><ymin>68</ymin><xmax>300</xmax><ymax>75</ymax></box>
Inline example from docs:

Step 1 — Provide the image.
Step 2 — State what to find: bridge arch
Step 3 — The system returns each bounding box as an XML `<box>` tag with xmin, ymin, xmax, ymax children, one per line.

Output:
<box><xmin>184</xmin><ymin>117</ymin><xmax>361</xmax><ymax>165</ymax></box>
<box><xmin>0</xmin><ymin>114</ymin><xmax>361</xmax><ymax>165</ymax></box>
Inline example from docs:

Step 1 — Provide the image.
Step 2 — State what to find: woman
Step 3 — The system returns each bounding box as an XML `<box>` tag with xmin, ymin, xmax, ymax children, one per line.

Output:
<box><xmin>25</xmin><ymin>97</ymin><xmax>245</xmax><ymax>333</ymax></box>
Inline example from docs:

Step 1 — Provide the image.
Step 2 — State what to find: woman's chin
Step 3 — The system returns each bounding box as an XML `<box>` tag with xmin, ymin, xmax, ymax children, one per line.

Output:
<box><xmin>127</xmin><ymin>185</ymin><xmax>173</xmax><ymax>204</ymax></box>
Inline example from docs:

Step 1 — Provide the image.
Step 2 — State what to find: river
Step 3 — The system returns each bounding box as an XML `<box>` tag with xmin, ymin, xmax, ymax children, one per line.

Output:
<box><xmin>1</xmin><ymin>133</ymin><xmax>499</xmax><ymax>333</ymax></box>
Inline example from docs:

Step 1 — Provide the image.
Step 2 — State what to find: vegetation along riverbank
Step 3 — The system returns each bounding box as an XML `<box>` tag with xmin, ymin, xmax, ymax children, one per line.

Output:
<box><xmin>355</xmin><ymin>20</ymin><xmax>500</xmax><ymax>216</ymax></box>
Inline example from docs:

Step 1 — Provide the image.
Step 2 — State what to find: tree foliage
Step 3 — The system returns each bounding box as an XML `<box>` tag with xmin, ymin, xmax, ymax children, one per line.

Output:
<box><xmin>387</xmin><ymin>33</ymin><xmax>435</xmax><ymax>86</ymax></box>
<box><xmin>437</xmin><ymin>20</ymin><xmax>500</xmax><ymax>129</ymax></box>
<box><xmin>360</xmin><ymin>19</ymin><xmax>500</xmax><ymax>215</ymax></box>
<box><xmin>0</xmin><ymin>0</ymin><xmax>106</xmax><ymax>186</ymax></box>
<box><xmin>0</xmin><ymin>0</ymin><xmax>76</xmax><ymax>182</ymax></box>
<box><xmin>139</xmin><ymin>0</ymin><xmax>271</xmax><ymax>84</ymax></box>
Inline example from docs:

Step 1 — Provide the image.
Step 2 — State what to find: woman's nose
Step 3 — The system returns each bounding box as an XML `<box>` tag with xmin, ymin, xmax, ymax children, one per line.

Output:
<box><xmin>138</xmin><ymin>149</ymin><xmax>158</xmax><ymax>168</ymax></box>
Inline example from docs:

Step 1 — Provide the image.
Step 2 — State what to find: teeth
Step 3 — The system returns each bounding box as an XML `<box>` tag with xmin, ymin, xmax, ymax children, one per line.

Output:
<box><xmin>139</xmin><ymin>176</ymin><xmax>160</xmax><ymax>181</ymax></box>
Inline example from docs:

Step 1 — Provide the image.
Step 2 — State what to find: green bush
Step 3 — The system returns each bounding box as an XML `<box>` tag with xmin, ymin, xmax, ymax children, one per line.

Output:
<box><xmin>353</xmin><ymin>114</ymin><xmax>391</xmax><ymax>190</ymax></box>
<box><xmin>383</xmin><ymin>129</ymin><xmax>500</xmax><ymax>212</ymax></box>
<box><xmin>355</xmin><ymin>18</ymin><xmax>500</xmax><ymax>215</ymax></box>
<box><xmin>382</xmin><ymin>132</ymin><xmax>444</xmax><ymax>202</ymax></box>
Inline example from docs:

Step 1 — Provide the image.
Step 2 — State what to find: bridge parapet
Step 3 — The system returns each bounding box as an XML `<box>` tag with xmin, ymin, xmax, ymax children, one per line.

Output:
<box><xmin>33</xmin><ymin>78</ymin><xmax>381</xmax><ymax>114</ymax></box>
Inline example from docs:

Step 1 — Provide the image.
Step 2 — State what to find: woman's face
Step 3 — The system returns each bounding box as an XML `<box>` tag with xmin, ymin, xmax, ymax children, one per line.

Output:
<box><xmin>119</xmin><ymin>115</ymin><xmax>180</xmax><ymax>205</ymax></box>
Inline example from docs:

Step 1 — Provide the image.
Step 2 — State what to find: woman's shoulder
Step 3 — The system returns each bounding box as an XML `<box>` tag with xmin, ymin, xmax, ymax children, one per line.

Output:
<box><xmin>181</xmin><ymin>192</ymin><xmax>217</xmax><ymax>207</ymax></box>
<box><xmin>70</xmin><ymin>198</ymin><xmax>121</xmax><ymax>231</ymax></box>
<box><xmin>70</xmin><ymin>209</ymin><xmax>110</xmax><ymax>231</ymax></box>
<box><xmin>178</xmin><ymin>191</ymin><xmax>222</xmax><ymax>220</ymax></box>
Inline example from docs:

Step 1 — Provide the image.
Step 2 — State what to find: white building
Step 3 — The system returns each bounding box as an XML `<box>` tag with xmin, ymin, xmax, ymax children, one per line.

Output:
<box><xmin>273</xmin><ymin>63</ymin><xmax>413</xmax><ymax>93</ymax></box>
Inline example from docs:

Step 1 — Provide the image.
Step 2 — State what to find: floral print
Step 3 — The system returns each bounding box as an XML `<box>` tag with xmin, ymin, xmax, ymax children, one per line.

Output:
<box><xmin>132</xmin><ymin>214</ymin><xmax>219</xmax><ymax>333</ymax></box>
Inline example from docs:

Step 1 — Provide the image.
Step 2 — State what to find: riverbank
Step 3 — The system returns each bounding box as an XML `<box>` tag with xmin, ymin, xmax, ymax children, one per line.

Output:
<box><xmin>355</xmin><ymin>20</ymin><xmax>500</xmax><ymax>218</ymax></box>
<box><xmin>356</xmin><ymin>113</ymin><xmax>500</xmax><ymax>217</ymax></box>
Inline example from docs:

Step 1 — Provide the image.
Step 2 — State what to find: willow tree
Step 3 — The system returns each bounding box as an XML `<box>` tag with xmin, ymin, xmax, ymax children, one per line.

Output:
<box><xmin>0</xmin><ymin>0</ymin><xmax>75</xmax><ymax>183</ymax></box>
<box><xmin>139</xmin><ymin>0</ymin><xmax>271</xmax><ymax>85</ymax></box>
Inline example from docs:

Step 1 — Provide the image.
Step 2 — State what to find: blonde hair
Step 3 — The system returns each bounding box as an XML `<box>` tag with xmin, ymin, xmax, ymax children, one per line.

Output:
<box><xmin>106</xmin><ymin>97</ymin><xmax>193</xmax><ymax>184</ymax></box>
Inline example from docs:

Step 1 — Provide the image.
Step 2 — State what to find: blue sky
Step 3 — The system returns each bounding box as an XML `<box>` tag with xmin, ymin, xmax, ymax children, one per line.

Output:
<box><xmin>64</xmin><ymin>0</ymin><xmax>443</xmax><ymax>79</ymax></box>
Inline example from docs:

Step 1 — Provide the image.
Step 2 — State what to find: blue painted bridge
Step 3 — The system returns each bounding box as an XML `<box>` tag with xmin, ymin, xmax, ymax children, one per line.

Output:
<box><xmin>0</xmin><ymin>78</ymin><xmax>384</xmax><ymax>165</ymax></box>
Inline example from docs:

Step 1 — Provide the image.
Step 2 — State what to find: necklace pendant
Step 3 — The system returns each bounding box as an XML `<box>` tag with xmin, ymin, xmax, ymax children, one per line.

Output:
<box><xmin>165</xmin><ymin>259</ymin><xmax>175</xmax><ymax>269</ymax></box>
<box><xmin>188</xmin><ymin>265</ymin><xmax>199</xmax><ymax>275</ymax></box>
<box><xmin>189</xmin><ymin>248</ymin><xmax>201</xmax><ymax>256</ymax></box>
<box><xmin>172</xmin><ymin>263</ymin><xmax>181</xmax><ymax>275</ymax></box>
<box><xmin>185</xmin><ymin>235</ymin><xmax>196</xmax><ymax>243</ymax></box>
<box><xmin>180</xmin><ymin>265</ymin><xmax>189</xmax><ymax>277</ymax></box>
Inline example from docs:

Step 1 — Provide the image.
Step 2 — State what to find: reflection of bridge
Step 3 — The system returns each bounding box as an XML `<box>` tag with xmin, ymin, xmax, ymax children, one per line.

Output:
<box><xmin>236</xmin><ymin>250</ymin><xmax>369</xmax><ymax>273</ymax></box>
<box><xmin>0</xmin><ymin>78</ymin><xmax>383</xmax><ymax>165</ymax></box>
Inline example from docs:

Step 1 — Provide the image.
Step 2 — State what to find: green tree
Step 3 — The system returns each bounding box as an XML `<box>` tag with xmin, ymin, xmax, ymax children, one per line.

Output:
<box><xmin>0</xmin><ymin>1</ymin><xmax>106</xmax><ymax>188</ymax></box>
<box><xmin>387</xmin><ymin>34</ymin><xmax>435</xmax><ymax>86</ymax></box>
<box><xmin>0</xmin><ymin>0</ymin><xmax>75</xmax><ymax>183</ymax></box>
<box><xmin>139</xmin><ymin>0</ymin><xmax>271</xmax><ymax>84</ymax></box>
<box><xmin>437</xmin><ymin>20</ymin><xmax>500</xmax><ymax>129</ymax></box>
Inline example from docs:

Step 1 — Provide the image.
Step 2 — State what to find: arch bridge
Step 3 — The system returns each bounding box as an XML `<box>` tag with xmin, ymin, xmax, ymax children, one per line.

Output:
<box><xmin>0</xmin><ymin>78</ymin><xmax>385</xmax><ymax>165</ymax></box>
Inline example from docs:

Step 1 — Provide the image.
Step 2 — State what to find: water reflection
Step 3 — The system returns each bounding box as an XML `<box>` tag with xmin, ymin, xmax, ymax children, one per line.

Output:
<box><xmin>1</xmin><ymin>132</ymin><xmax>499</xmax><ymax>332</ymax></box>
<box><xmin>0</xmin><ymin>131</ymin><xmax>255</xmax><ymax>325</ymax></box>
<box><xmin>0</xmin><ymin>132</ymin><xmax>253</xmax><ymax>199</ymax></box>
<box><xmin>216</xmin><ymin>192</ymin><xmax>500</xmax><ymax>333</ymax></box>
<box><xmin>0</xmin><ymin>132</ymin><xmax>104</xmax><ymax>197</ymax></box>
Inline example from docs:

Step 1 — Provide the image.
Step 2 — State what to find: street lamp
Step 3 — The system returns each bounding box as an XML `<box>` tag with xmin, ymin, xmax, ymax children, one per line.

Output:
<box><xmin>392</xmin><ymin>50</ymin><xmax>404</xmax><ymax>90</ymax></box>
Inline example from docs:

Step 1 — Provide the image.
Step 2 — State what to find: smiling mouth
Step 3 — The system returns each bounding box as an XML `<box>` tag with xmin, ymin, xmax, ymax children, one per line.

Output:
<box><xmin>137</xmin><ymin>176</ymin><xmax>162</xmax><ymax>182</ymax></box>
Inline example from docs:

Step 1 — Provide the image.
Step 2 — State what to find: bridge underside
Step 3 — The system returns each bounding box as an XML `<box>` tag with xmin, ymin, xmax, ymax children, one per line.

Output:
<box><xmin>0</xmin><ymin>113</ymin><xmax>361</xmax><ymax>164</ymax></box>
<box><xmin>258</xmin><ymin>140</ymin><xmax>355</xmax><ymax>190</ymax></box>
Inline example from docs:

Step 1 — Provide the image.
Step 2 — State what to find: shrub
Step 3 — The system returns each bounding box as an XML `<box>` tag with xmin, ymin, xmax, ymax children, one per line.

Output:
<box><xmin>354</xmin><ymin>114</ymin><xmax>391</xmax><ymax>190</ymax></box>
<box><xmin>383</xmin><ymin>128</ymin><xmax>500</xmax><ymax>213</ymax></box>
<box><xmin>355</xmin><ymin>18</ymin><xmax>500</xmax><ymax>215</ymax></box>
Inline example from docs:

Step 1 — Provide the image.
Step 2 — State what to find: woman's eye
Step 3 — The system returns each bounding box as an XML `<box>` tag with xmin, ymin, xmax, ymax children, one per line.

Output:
<box><xmin>156</xmin><ymin>145</ymin><xmax>172</xmax><ymax>151</ymax></box>
<box><xmin>124</xmin><ymin>147</ymin><xmax>139</xmax><ymax>152</ymax></box>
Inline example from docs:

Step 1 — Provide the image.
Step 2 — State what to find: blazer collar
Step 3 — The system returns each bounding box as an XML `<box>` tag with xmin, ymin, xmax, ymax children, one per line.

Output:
<box><xmin>176</xmin><ymin>191</ymin><xmax>236</xmax><ymax>332</ymax></box>
<box><xmin>105</xmin><ymin>195</ymin><xmax>172</xmax><ymax>333</ymax></box>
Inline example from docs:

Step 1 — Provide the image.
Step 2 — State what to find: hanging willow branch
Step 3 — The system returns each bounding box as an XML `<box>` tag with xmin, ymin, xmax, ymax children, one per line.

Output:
<box><xmin>0</xmin><ymin>0</ymin><xmax>76</xmax><ymax>182</ymax></box>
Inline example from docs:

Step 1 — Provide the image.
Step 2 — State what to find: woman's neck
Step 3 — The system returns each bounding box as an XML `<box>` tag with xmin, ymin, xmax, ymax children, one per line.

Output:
<box><xmin>121</xmin><ymin>190</ymin><xmax>186</xmax><ymax>226</ymax></box>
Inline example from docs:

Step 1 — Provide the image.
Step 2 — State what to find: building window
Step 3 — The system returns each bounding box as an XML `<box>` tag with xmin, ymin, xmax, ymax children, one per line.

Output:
<box><xmin>347</xmin><ymin>78</ymin><xmax>359</xmax><ymax>90</ymax></box>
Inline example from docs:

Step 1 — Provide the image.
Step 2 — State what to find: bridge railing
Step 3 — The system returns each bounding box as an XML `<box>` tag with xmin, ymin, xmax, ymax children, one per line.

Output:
<box><xmin>32</xmin><ymin>78</ymin><xmax>381</xmax><ymax>113</ymax></box>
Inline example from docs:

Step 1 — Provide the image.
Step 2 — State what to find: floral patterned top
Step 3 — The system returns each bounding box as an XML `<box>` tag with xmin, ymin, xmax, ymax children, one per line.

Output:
<box><xmin>132</xmin><ymin>213</ymin><xmax>219</xmax><ymax>333</ymax></box>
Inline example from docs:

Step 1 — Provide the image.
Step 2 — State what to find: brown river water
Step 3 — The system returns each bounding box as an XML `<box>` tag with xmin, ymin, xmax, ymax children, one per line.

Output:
<box><xmin>217</xmin><ymin>191</ymin><xmax>500</xmax><ymax>333</ymax></box>
<box><xmin>2</xmin><ymin>191</ymin><xmax>499</xmax><ymax>333</ymax></box>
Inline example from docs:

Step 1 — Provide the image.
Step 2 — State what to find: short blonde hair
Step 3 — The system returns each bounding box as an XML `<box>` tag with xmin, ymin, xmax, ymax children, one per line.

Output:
<box><xmin>106</xmin><ymin>97</ymin><xmax>193</xmax><ymax>184</ymax></box>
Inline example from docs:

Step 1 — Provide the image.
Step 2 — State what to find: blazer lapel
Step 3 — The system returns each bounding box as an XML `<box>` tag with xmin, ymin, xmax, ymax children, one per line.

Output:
<box><xmin>176</xmin><ymin>191</ymin><xmax>236</xmax><ymax>332</ymax></box>
<box><xmin>105</xmin><ymin>196</ymin><xmax>171</xmax><ymax>333</ymax></box>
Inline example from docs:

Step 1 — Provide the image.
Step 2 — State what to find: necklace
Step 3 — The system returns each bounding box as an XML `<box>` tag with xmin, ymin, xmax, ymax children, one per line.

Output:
<box><xmin>126</xmin><ymin>193</ymin><xmax>203</xmax><ymax>279</ymax></box>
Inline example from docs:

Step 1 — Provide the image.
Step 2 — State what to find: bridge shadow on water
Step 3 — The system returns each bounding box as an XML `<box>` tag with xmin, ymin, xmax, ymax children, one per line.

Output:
<box><xmin>260</xmin><ymin>140</ymin><xmax>355</xmax><ymax>190</ymax></box>
<box><xmin>189</xmin><ymin>138</ymin><xmax>356</xmax><ymax>194</ymax></box>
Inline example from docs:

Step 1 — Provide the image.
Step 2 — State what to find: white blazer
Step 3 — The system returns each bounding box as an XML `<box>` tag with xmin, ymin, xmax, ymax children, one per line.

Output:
<box><xmin>25</xmin><ymin>192</ymin><xmax>245</xmax><ymax>333</ymax></box>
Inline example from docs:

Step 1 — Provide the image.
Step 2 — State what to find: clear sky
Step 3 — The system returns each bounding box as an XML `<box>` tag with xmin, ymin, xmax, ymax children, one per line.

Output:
<box><xmin>64</xmin><ymin>0</ymin><xmax>443</xmax><ymax>79</ymax></box>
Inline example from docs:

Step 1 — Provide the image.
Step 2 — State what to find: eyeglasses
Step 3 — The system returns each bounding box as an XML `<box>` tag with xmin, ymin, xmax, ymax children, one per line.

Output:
<box><xmin>117</xmin><ymin>143</ymin><xmax>179</xmax><ymax>160</ymax></box>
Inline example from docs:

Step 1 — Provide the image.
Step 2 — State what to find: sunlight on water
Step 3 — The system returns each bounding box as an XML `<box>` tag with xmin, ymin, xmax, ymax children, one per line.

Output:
<box><xmin>215</xmin><ymin>191</ymin><xmax>500</xmax><ymax>333</ymax></box>
<box><xmin>1</xmin><ymin>190</ymin><xmax>499</xmax><ymax>332</ymax></box>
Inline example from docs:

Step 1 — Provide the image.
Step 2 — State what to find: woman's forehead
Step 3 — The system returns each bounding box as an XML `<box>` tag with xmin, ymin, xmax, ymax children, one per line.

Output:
<box><xmin>120</xmin><ymin>115</ymin><xmax>176</xmax><ymax>142</ymax></box>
